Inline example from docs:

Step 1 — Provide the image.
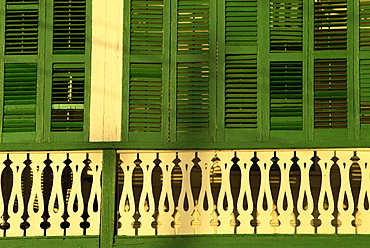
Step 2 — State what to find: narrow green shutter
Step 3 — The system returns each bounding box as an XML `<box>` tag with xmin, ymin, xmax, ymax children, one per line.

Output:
<box><xmin>125</xmin><ymin>0</ymin><xmax>168</xmax><ymax>141</ymax></box>
<box><xmin>53</xmin><ymin>0</ymin><xmax>86</xmax><ymax>54</ymax></box>
<box><xmin>5</xmin><ymin>0</ymin><xmax>39</xmax><ymax>55</ymax></box>
<box><xmin>270</xmin><ymin>0</ymin><xmax>303</xmax><ymax>52</ymax></box>
<box><xmin>51</xmin><ymin>63</ymin><xmax>84</xmax><ymax>131</ymax></box>
<box><xmin>360</xmin><ymin>60</ymin><xmax>370</xmax><ymax>127</ymax></box>
<box><xmin>3</xmin><ymin>64</ymin><xmax>37</xmax><ymax>132</ymax></box>
<box><xmin>314</xmin><ymin>59</ymin><xmax>348</xmax><ymax>129</ymax></box>
<box><xmin>48</xmin><ymin>0</ymin><xmax>88</xmax><ymax>139</ymax></box>
<box><xmin>270</xmin><ymin>62</ymin><xmax>303</xmax><ymax>130</ymax></box>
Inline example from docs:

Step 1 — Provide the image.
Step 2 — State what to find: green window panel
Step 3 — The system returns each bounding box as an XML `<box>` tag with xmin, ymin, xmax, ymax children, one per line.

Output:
<box><xmin>0</xmin><ymin>0</ymin><xmax>90</xmax><ymax>143</ymax></box>
<box><xmin>360</xmin><ymin>59</ymin><xmax>370</xmax><ymax>127</ymax></box>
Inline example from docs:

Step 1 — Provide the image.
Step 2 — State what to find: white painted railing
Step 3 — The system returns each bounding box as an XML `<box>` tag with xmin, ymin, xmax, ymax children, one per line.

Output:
<box><xmin>0</xmin><ymin>151</ymin><xmax>102</xmax><ymax>237</ymax></box>
<box><xmin>117</xmin><ymin>150</ymin><xmax>370</xmax><ymax>235</ymax></box>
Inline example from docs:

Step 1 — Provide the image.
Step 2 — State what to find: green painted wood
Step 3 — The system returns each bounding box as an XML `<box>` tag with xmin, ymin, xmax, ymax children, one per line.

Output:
<box><xmin>114</xmin><ymin>235</ymin><xmax>370</xmax><ymax>248</ymax></box>
<box><xmin>0</xmin><ymin>236</ymin><xmax>98</xmax><ymax>248</ymax></box>
<box><xmin>100</xmin><ymin>149</ymin><xmax>117</xmax><ymax>248</ymax></box>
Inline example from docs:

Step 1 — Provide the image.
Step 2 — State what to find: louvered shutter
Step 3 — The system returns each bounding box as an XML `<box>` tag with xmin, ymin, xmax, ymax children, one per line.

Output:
<box><xmin>314</xmin><ymin>0</ymin><xmax>347</xmax><ymax>50</ymax></box>
<box><xmin>270</xmin><ymin>62</ymin><xmax>303</xmax><ymax>130</ymax></box>
<box><xmin>5</xmin><ymin>0</ymin><xmax>39</xmax><ymax>55</ymax></box>
<box><xmin>314</xmin><ymin>59</ymin><xmax>348</xmax><ymax>129</ymax></box>
<box><xmin>51</xmin><ymin>63</ymin><xmax>84</xmax><ymax>132</ymax></box>
<box><xmin>219</xmin><ymin>0</ymin><xmax>258</xmax><ymax>141</ymax></box>
<box><xmin>1</xmin><ymin>0</ymin><xmax>40</xmax><ymax>142</ymax></box>
<box><xmin>48</xmin><ymin>0</ymin><xmax>88</xmax><ymax>141</ymax></box>
<box><xmin>53</xmin><ymin>0</ymin><xmax>86</xmax><ymax>54</ymax></box>
<box><xmin>174</xmin><ymin>0</ymin><xmax>216</xmax><ymax>142</ymax></box>
<box><xmin>270</xmin><ymin>0</ymin><xmax>303</xmax><ymax>52</ymax></box>
<box><xmin>124</xmin><ymin>0</ymin><xmax>169</xmax><ymax>142</ymax></box>
<box><xmin>3</xmin><ymin>64</ymin><xmax>37</xmax><ymax>133</ymax></box>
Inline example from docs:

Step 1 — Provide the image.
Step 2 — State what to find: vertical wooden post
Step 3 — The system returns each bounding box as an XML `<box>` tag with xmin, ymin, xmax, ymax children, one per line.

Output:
<box><xmin>100</xmin><ymin>149</ymin><xmax>117</xmax><ymax>248</ymax></box>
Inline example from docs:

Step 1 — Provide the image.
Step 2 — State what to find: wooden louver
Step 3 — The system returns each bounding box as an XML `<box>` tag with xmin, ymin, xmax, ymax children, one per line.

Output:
<box><xmin>225</xmin><ymin>0</ymin><xmax>257</xmax><ymax>47</ymax></box>
<box><xmin>225</xmin><ymin>54</ymin><xmax>257</xmax><ymax>128</ymax></box>
<box><xmin>51</xmin><ymin>63</ymin><xmax>85</xmax><ymax>132</ymax></box>
<box><xmin>270</xmin><ymin>0</ymin><xmax>303</xmax><ymax>52</ymax></box>
<box><xmin>360</xmin><ymin>0</ymin><xmax>370</xmax><ymax>51</ymax></box>
<box><xmin>53</xmin><ymin>0</ymin><xmax>86</xmax><ymax>54</ymax></box>
<box><xmin>314</xmin><ymin>0</ymin><xmax>347</xmax><ymax>50</ymax></box>
<box><xmin>314</xmin><ymin>59</ymin><xmax>347</xmax><ymax>129</ymax></box>
<box><xmin>270</xmin><ymin>62</ymin><xmax>303</xmax><ymax>130</ymax></box>
<box><xmin>3</xmin><ymin>64</ymin><xmax>37</xmax><ymax>133</ymax></box>
<box><xmin>360</xmin><ymin>60</ymin><xmax>370</xmax><ymax>126</ymax></box>
<box><xmin>129</xmin><ymin>63</ymin><xmax>163</xmax><ymax>132</ymax></box>
<box><xmin>5</xmin><ymin>0</ymin><xmax>39</xmax><ymax>55</ymax></box>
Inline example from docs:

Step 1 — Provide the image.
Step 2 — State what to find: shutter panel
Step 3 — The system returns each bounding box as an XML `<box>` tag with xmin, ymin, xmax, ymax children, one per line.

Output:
<box><xmin>175</xmin><ymin>0</ymin><xmax>216</xmax><ymax>139</ymax></box>
<box><xmin>270</xmin><ymin>0</ymin><xmax>303</xmax><ymax>52</ymax></box>
<box><xmin>225</xmin><ymin>0</ymin><xmax>257</xmax><ymax>47</ymax></box>
<box><xmin>270</xmin><ymin>62</ymin><xmax>303</xmax><ymax>130</ymax></box>
<box><xmin>360</xmin><ymin>60</ymin><xmax>370</xmax><ymax>127</ymax></box>
<box><xmin>53</xmin><ymin>0</ymin><xmax>86</xmax><ymax>54</ymax></box>
<box><xmin>314</xmin><ymin>0</ymin><xmax>347</xmax><ymax>50</ymax></box>
<box><xmin>225</xmin><ymin>54</ymin><xmax>257</xmax><ymax>128</ymax></box>
<box><xmin>126</xmin><ymin>0</ymin><xmax>167</xmax><ymax>137</ymax></box>
<box><xmin>5</xmin><ymin>0</ymin><xmax>39</xmax><ymax>55</ymax></box>
<box><xmin>129</xmin><ymin>63</ymin><xmax>162</xmax><ymax>132</ymax></box>
<box><xmin>360</xmin><ymin>0</ymin><xmax>370</xmax><ymax>51</ymax></box>
<box><xmin>3</xmin><ymin>64</ymin><xmax>37</xmax><ymax>132</ymax></box>
<box><xmin>51</xmin><ymin>63</ymin><xmax>85</xmax><ymax>132</ymax></box>
<box><xmin>314</xmin><ymin>59</ymin><xmax>347</xmax><ymax>129</ymax></box>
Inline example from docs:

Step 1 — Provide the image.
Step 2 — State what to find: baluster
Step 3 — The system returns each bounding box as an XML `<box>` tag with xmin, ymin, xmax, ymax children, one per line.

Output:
<box><xmin>177</xmin><ymin>152</ymin><xmax>195</xmax><ymax>234</ymax></box>
<box><xmin>256</xmin><ymin>152</ymin><xmax>275</xmax><ymax>234</ymax></box>
<box><xmin>316</xmin><ymin>151</ymin><xmax>335</xmax><ymax>234</ymax></box>
<box><xmin>137</xmin><ymin>153</ymin><xmax>156</xmax><ymax>235</ymax></box>
<box><xmin>336</xmin><ymin>151</ymin><xmax>355</xmax><ymax>234</ymax></box>
<box><xmin>66</xmin><ymin>153</ymin><xmax>85</xmax><ymax>235</ymax></box>
<box><xmin>157</xmin><ymin>153</ymin><xmax>175</xmax><ymax>235</ymax></box>
<box><xmin>0</xmin><ymin>154</ymin><xmax>6</xmax><ymax>237</ymax></box>
<box><xmin>47</xmin><ymin>153</ymin><xmax>67</xmax><ymax>236</ymax></box>
<box><xmin>7</xmin><ymin>154</ymin><xmax>26</xmax><ymax>236</ymax></box>
<box><xmin>275</xmin><ymin>152</ymin><xmax>295</xmax><ymax>234</ymax></box>
<box><xmin>216</xmin><ymin>151</ymin><xmax>234</xmax><ymax>234</ymax></box>
<box><xmin>27</xmin><ymin>154</ymin><xmax>46</xmax><ymax>236</ymax></box>
<box><xmin>86</xmin><ymin>152</ymin><xmax>103</xmax><ymax>235</ymax></box>
<box><xmin>236</xmin><ymin>151</ymin><xmax>254</xmax><ymax>234</ymax></box>
<box><xmin>296</xmin><ymin>151</ymin><xmax>314</xmax><ymax>234</ymax></box>
<box><xmin>196</xmin><ymin>152</ymin><xmax>215</xmax><ymax>234</ymax></box>
<box><xmin>357</xmin><ymin>151</ymin><xmax>370</xmax><ymax>234</ymax></box>
<box><xmin>117</xmin><ymin>153</ymin><xmax>136</xmax><ymax>236</ymax></box>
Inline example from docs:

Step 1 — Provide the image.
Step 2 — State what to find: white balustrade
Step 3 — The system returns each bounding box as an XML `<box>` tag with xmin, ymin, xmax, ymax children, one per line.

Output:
<box><xmin>0</xmin><ymin>151</ymin><xmax>102</xmax><ymax>237</ymax></box>
<box><xmin>117</xmin><ymin>149</ymin><xmax>370</xmax><ymax>236</ymax></box>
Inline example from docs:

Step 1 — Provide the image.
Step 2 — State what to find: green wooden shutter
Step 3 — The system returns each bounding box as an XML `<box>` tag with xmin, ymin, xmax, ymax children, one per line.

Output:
<box><xmin>270</xmin><ymin>0</ymin><xmax>303</xmax><ymax>52</ymax></box>
<box><xmin>124</xmin><ymin>0</ymin><xmax>169</xmax><ymax>142</ymax></box>
<box><xmin>51</xmin><ymin>63</ymin><xmax>85</xmax><ymax>132</ymax></box>
<box><xmin>314</xmin><ymin>0</ymin><xmax>347</xmax><ymax>50</ymax></box>
<box><xmin>3</xmin><ymin>63</ymin><xmax>37</xmax><ymax>133</ymax></box>
<box><xmin>360</xmin><ymin>59</ymin><xmax>370</xmax><ymax>127</ymax></box>
<box><xmin>218</xmin><ymin>0</ymin><xmax>258</xmax><ymax>142</ymax></box>
<box><xmin>270</xmin><ymin>61</ymin><xmax>303</xmax><ymax>130</ymax></box>
<box><xmin>5</xmin><ymin>0</ymin><xmax>39</xmax><ymax>55</ymax></box>
<box><xmin>314</xmin><ymin>59</ymin><xmax>348</xmax><ymax>129</ymax></box>
<box><xmin>174</xmin><ymin>0</ymin><xmax>216</xmax><ymax>142</ymax></box>
<box><xmin>53</xmin><ymin>0</ymin><xmax>86</xmax><ymax>54</ymax></box>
